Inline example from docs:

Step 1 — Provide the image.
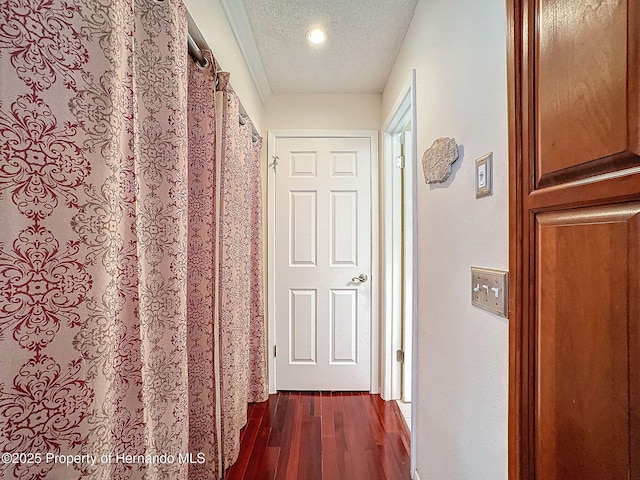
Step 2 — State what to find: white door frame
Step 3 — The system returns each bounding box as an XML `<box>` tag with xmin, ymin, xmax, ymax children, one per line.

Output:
<box><xmin>382</xmin><ymin>71</ymin><xmax>418</xmax><ymax>474</ymax></box>
<box><xmin>266</xmin><ymin>129</ymin><xmax>379</xmax><ymax>394</ymax></box>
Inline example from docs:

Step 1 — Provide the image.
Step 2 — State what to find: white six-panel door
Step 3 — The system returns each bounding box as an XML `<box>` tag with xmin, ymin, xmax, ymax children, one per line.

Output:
<box><xmin>272</xmin><ymin>135</ymin><xmax>372</xmax><ymax>391</ymax></box>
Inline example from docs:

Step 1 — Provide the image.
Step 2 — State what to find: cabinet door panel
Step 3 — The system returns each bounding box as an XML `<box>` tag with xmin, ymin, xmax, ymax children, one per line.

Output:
<box><xmin>533</xmin><ymin>0</ymin><xmax>640</xmax><ymax>188</ymax></box>
<box><xmin>535</xmin><ymin>205</ymin><xmax>639</xmax><ymax>479</ymax></box>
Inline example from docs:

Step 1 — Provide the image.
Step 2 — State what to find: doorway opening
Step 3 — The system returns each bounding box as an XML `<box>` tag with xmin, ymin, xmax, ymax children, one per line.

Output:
<box><xmin>382</xmin><ymin>70</ymin><xmax>417</xmax><ymax>474</ymax></box>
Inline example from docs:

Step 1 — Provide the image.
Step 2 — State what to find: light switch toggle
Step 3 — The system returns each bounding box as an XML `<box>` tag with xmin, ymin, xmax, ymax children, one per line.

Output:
<box><xmin>491</xmin><ymin>287</ymin><xmax>500</xmax><ymax>298</ymax></box>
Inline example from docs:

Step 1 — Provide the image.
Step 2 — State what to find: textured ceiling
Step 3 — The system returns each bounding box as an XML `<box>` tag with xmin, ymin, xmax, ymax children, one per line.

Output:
<box><xmin>241</xmin><ymin>0</ymin><xmax>418</xmax><ymax>94</ymax></box>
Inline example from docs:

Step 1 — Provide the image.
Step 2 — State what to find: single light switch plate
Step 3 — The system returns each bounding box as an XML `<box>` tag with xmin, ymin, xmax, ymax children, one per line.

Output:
<box><xmin>475</xmin><ymin>152</ymin><xmax>493</xmax><ymax>198</ymax></box>
<box><xmin>471</xmin><ymin>267</ymin><xmax>508</xmax><ymax>317</ymax></box>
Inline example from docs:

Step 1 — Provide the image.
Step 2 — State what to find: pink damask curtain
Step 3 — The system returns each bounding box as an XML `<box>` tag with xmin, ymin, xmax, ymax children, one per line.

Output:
<box><xmin>215</xmin><ymin>74</ymin><xmax>268</xmax><ymax>471</ymax></box>
<box><xmin>0</xmin><ymin>0</ymin><xmax>266</xmax><ymax>479</ymax></box>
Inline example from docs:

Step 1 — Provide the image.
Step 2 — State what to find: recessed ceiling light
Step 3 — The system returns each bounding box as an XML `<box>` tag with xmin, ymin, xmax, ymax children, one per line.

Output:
<box><xmin>306</xmin><ymin>28</ymin><xmax>327</xmax><ymax>45</ymax></box>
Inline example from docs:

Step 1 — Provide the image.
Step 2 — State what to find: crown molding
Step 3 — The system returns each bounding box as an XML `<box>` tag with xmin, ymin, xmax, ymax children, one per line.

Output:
<box><xmin>220</xmin><ymin>0</ymin><xmax>272</xmax><ymax>103</ymax></box>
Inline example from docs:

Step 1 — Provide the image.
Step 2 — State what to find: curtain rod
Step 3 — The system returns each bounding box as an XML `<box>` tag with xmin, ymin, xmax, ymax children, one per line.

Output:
<box><xmin>187</xmin><ymin>18</ymin><xmax>259</xmax><ymax>141</ymax></box>
<box><xmin>187</xmin><ymin>33</ymin><xmax>209</xmax><ymax>69</ymax></box>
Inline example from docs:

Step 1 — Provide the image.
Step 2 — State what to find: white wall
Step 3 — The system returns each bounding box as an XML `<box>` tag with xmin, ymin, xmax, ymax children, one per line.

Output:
<box><xmin>182</xmin><ymin>0</ymin><xmax>264</xmax><ymax>132</ymax></box>
<box><xmin>265</xmin><ymin>93</ymin><xmax>381</xmax><ymax>131</ymax></box>
<box><xmin>382</xmin><ymin>1</ymin><xmax>509</xmax><ymax>479</ymax></box>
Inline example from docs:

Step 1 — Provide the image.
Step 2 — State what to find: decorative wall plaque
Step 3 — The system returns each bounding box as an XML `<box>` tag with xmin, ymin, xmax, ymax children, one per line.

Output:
<box><xmin>422</xmin><ymin>137</ymin><xmax>459</xmax><ymax>184</ymax></box>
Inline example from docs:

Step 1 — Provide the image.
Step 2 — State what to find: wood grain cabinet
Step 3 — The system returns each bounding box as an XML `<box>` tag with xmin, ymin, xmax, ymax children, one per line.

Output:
<box><xmin>508</xmin><ymin>0</ymin><xmax>640</xmax><ymax>478</ymax></box>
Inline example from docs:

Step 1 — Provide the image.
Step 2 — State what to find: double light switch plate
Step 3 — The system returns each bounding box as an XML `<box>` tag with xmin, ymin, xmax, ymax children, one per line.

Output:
<box><xmin>471</xmin><ymin>267</ymin><xmax>508</xmax><ymax>317</ymax></box>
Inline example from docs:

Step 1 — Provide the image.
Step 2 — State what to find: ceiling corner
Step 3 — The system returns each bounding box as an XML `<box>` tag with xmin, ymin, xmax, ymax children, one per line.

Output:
<box><xmin>220</xmin><ymin>0</ymin><xmax>272</xmax><ymax>103</ymax></box>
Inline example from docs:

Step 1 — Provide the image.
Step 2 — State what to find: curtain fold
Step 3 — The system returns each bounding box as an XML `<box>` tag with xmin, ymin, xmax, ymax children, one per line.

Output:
<box><xmin>215</xmin><ymin>73</ymin><xmax>268</xmax><ymax>471</ymax></box>
<box><xmin>247</xmin><ymin>131</ymin><xmax>268</xmax><ymax>404</ymax></box>
<box><xmin>0</xmin><ymin>1</ymin><xmax>266</xmax><ymax>479</ymax></box>
<box><xmin>187</xmin><ymin>51</ymin><xmax>222</xmax><ymax>479</ymax></box>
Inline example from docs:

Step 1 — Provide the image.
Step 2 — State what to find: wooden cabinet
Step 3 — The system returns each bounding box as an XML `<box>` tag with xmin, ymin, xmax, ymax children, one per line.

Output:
<box><xmin>508</xmin><ymin>0</ymin><xmax>640</xmax><ymax>478</ymax></box>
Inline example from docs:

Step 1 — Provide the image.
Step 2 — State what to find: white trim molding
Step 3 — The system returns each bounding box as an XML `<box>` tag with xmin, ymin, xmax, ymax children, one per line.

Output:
<box><xmin>382</xmin><ymin>70</ymin><xmax>418</xmax><ymax>476</ymax></box>
<box><xmin>220</xmin><ymin>0</ymin><xmax>272</xmax><ymax>103</ymax></box>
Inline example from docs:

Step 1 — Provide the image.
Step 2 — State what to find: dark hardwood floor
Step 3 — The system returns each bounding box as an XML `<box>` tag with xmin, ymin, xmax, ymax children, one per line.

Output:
<box><xmin>224</xmin><ymin>392</ymin><xmax>411</xmax><ymax>480</ymax></box>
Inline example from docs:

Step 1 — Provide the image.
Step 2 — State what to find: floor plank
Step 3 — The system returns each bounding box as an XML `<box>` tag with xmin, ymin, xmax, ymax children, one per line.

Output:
<box><xmin>224</xmin><ymin>392</ymin><xmax>411</xmax><ymax>480</ymax></box>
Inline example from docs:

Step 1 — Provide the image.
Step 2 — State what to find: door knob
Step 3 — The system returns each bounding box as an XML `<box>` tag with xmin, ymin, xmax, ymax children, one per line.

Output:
<box><xmin>352</xmin><ymin>274</ymin><xmax>368</xmax><ymax>283</ymax></box>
